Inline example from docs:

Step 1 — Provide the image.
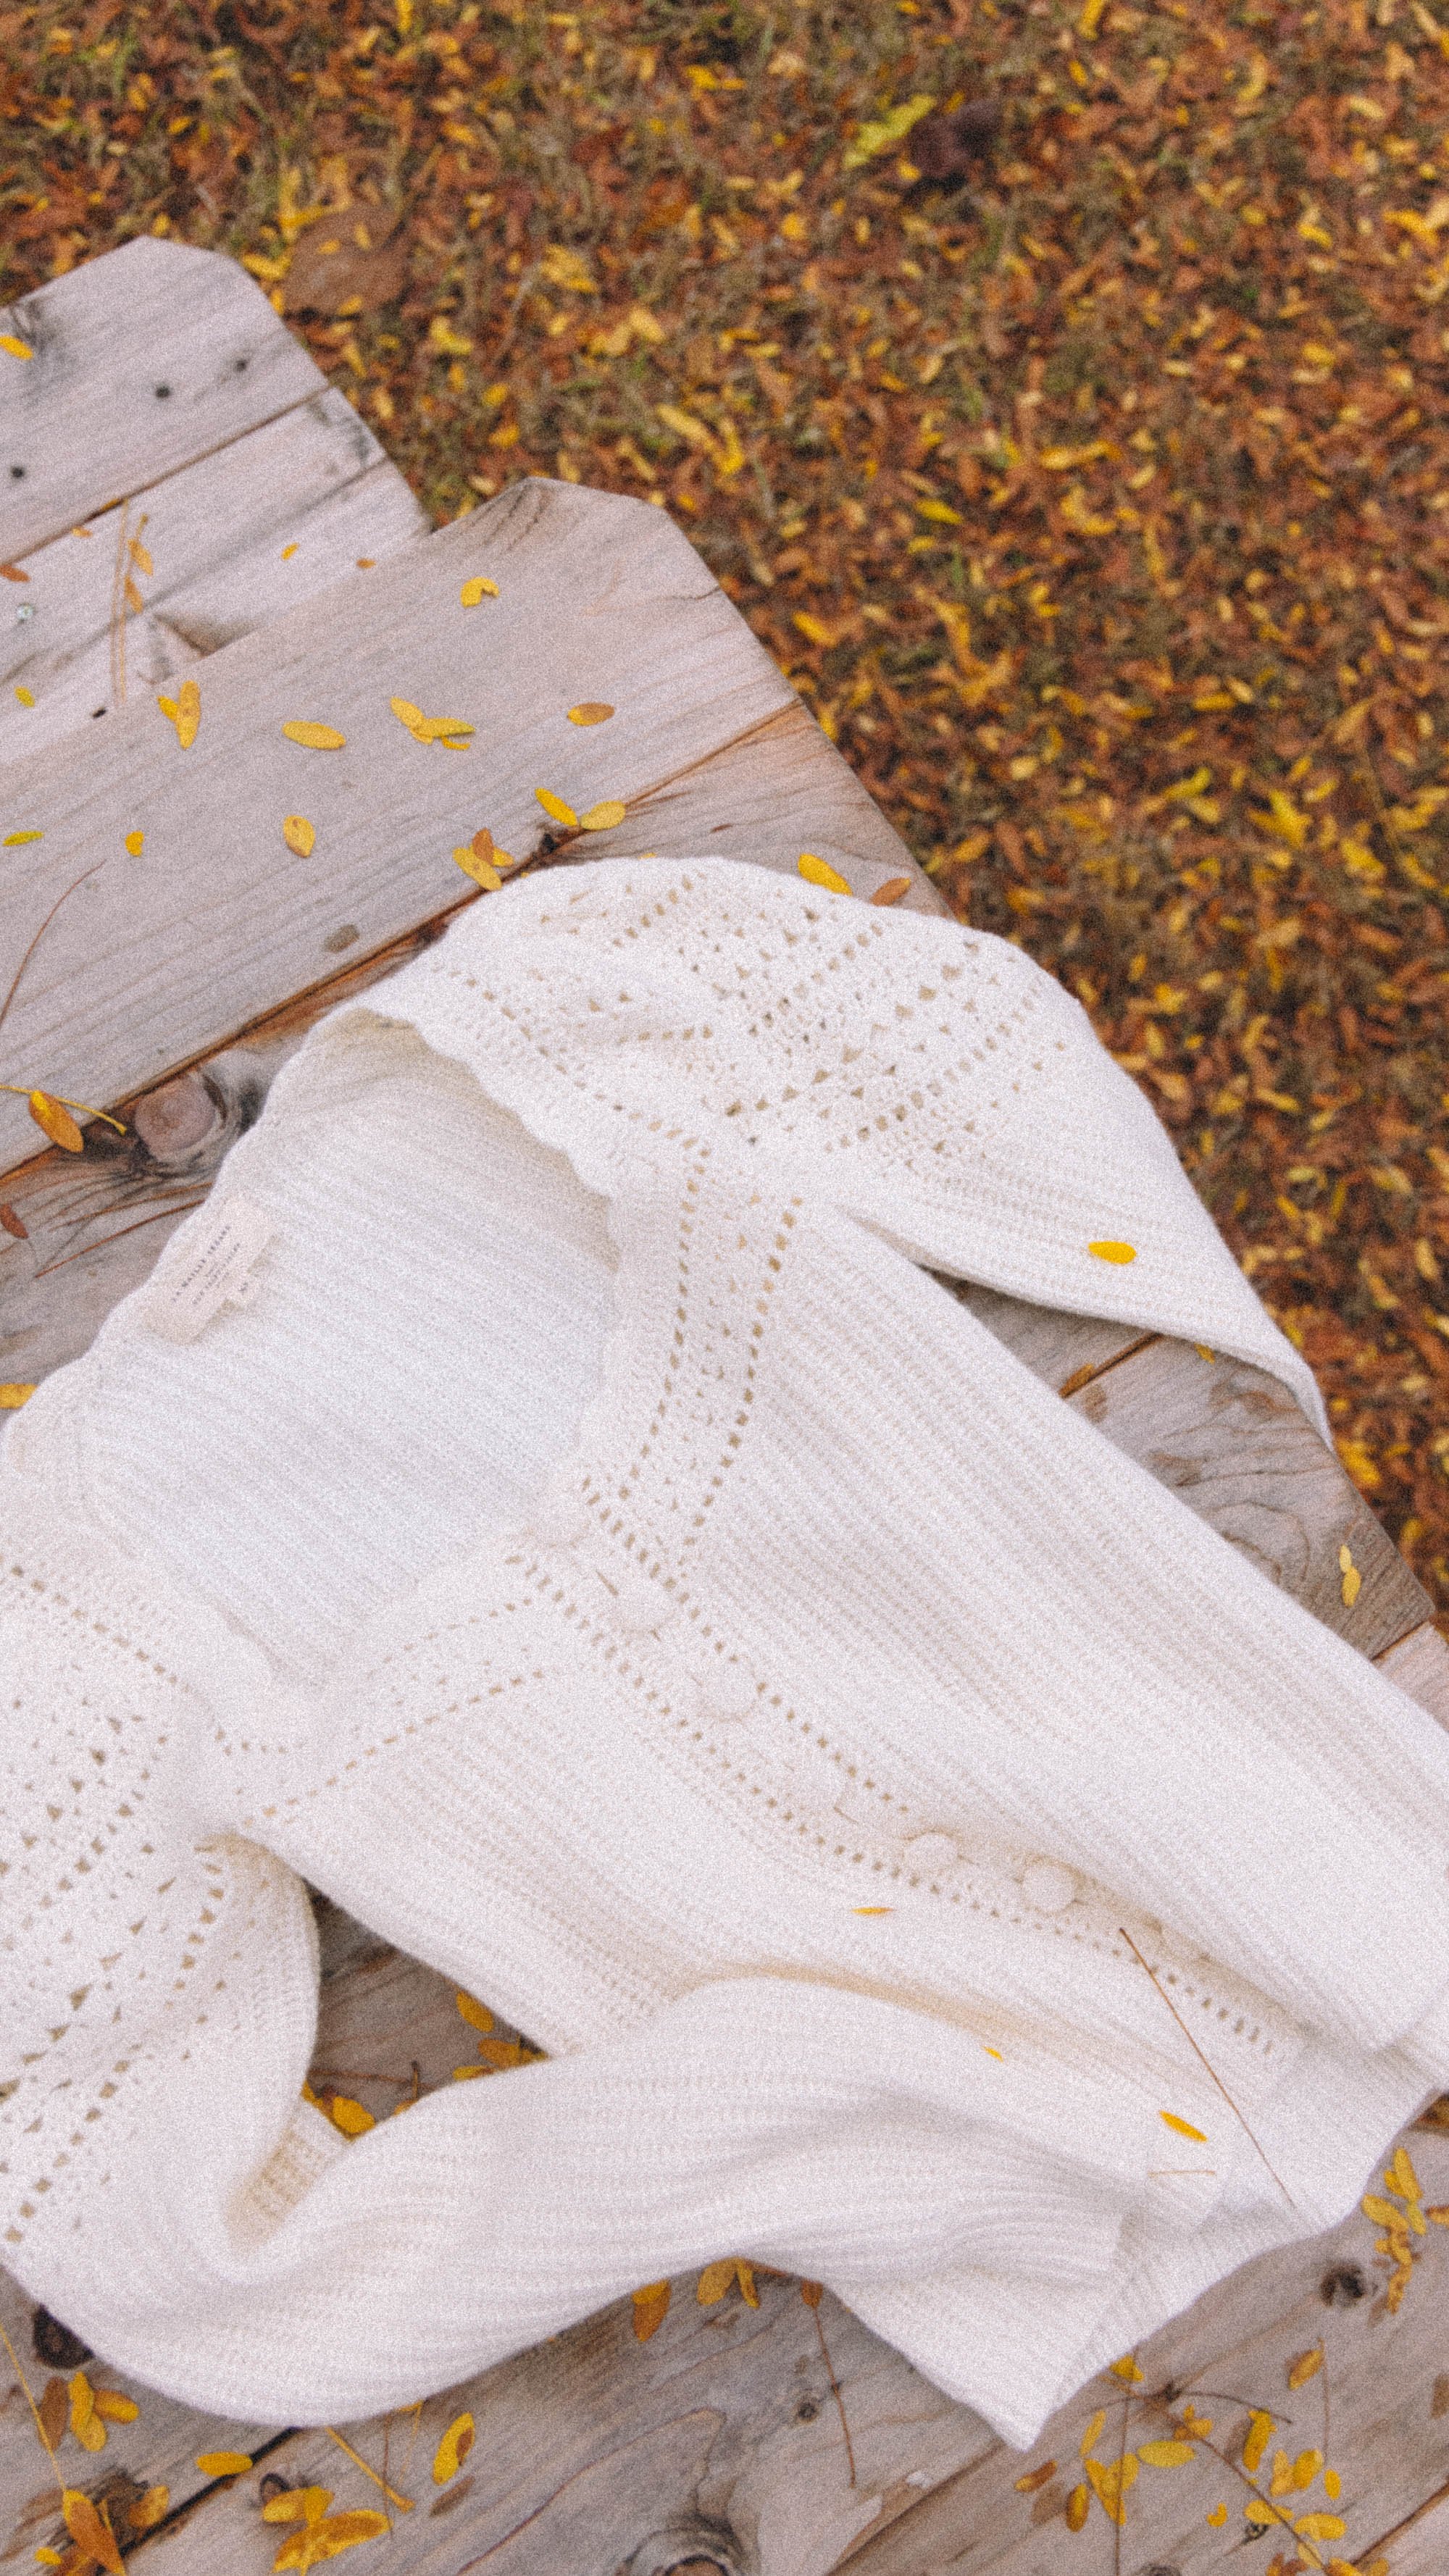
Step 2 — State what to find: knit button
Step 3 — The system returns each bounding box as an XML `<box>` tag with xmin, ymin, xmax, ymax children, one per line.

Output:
<box><xmin>1021</xmin><ymin>1858</ymin><xmax>1077</xmax><ymax>1913</ymax></box>
<box><xmin>904</xmin><ymin>1831</ymin><xmax>960</xmax><ymax>1874</ymax></box>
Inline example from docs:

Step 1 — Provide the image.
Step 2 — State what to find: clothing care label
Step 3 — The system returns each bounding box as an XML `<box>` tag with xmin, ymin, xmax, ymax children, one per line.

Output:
<box><xmin>145</xmin><ymin>1194</ymin><xmax>277</xmax><ymax>1344</ymax></box>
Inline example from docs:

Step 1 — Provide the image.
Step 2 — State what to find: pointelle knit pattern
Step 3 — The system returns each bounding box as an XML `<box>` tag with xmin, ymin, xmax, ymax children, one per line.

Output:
<box><xmin>4</xmin><ymin>855</ymin><xmax>1449</xmax><ymax>2450</ymax></box>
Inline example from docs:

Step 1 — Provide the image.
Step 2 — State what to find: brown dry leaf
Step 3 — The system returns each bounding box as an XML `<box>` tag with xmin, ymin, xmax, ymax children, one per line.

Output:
<box><xmin>61</xmin><ymin>2491</ymin><xmax>123</xmax><ymax>2576</ymax></box>
<box><xmin>797</xmin><ymin>850</ymin><xmax>853</xmax><ymax>895</ymax></box>
<box><xmin>283</xmin><ymin>815</ymin><xmax>316</xmax><ymax>857</ymax></box>
<box><xmin>0</xmin><ymin>561</ymin><xmax>30</xmax><ymax>581</ymax></box>
<box><xmin>1014</xmin><ymin>2459</ymin><xmax>1057</xmax><ymax>2493</ymax></box>
<box><xmin>284</xmin><ymin>218</ymin><xmax>406</xmax><ymax>316</ymax></box>
<box><xmin>799</xmin><ymin>2280</ymin><xmax>823</xmax><ymax>2309</ymax></box>
<box><xmin>1287</xmin><ymin>2346</ymin><xmax>1324</xmax><ymax>2390</ymax></box>
<box><xmin>631</xmin><ymin>2281</ymin><xmax>672</xmax><ymax>2341</ymax></box>
<box><xmin>567</xmin><ymin>701</ymin><xmax>614</xmax><ymax>725</ymax></box>
<box><xmin>282</xmin><ymin>720</ymin><xmax>346</xmax><ymax>750</ymax></box>
<box><xmin>28</xmin><ymin>1092</ymin><xmax>84</xmax><ymax>1153</ymax></box>
<box><xmin>432</xmin><ymin>2412</ymin><xmax>475</xmax><ymax>2484</ymax></box>
<box><xmin>870</xmin><ymin>876</ymin><xmax>912</xmax><ymax>906</ymax></box>
<box><xmin>37</xmin><ymin>2375</ymin><xmax>67</xmax><ymax>2451</ymax></box>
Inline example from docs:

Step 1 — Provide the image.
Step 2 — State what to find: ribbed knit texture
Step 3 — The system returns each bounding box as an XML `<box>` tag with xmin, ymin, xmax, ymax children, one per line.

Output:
<box><xmin>4</xmin><ymin>856</ymin><xmax>1448</xmax><ymax>2451</ymax></box>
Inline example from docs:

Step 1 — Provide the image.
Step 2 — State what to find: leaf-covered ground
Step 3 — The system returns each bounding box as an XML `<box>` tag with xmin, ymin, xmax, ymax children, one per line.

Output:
<box><xmin>5</xmin><ymin>0</ymin><xmax>1449</xmax><ymax>1607</ymax></box>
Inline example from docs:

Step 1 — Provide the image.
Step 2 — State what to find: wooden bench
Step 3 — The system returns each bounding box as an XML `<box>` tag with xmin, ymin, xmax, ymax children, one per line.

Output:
<box><xmin>2</xmin><ymin>240</ymin><xmax>1448</xmax><ymax>2576</ymax></box>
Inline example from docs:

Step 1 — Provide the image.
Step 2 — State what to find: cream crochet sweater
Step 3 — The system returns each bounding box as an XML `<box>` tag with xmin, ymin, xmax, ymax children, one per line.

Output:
<box><xmin>4</xmin><ymin>857</ymin><xmax>1448</xmax><ymax>2451</ymax></box>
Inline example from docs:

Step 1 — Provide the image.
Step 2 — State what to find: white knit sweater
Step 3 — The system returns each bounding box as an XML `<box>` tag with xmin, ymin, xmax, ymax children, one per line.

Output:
<box><xmin>4</xmin><ymin>856</ymin><xmax>1448</xmax><ymax>2451</ymax></box>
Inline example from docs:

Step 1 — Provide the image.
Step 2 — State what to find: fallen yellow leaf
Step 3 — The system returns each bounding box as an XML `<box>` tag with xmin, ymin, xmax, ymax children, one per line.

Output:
<box><xmin>460</xmin><ymin>575</ymin><xmax>500</xmax><ymax>604</ymax></box>
<box><xmin>1137</xmin><ymin>2441</ymin><xmax>1196</xmax><ymax>2466</ymax></box>
<box><xmin>580</xmin><ymin>799</ymin><xmax>627</xmax><ymax>832</ymax></box>
<box><xmin>0</xmin><ymin>334</ymin><xmax>34</xmax><ymax>360</ymax></box>
<box><xmin>567</xmin><ymin>701</ymin><xmax>614</xmax><ymax>724</ymax></box>
<box><xmin>0</xmin><ymin>1384</ymin><xmax>35</xmax><ymax>1408</ymax></box>
<box><xmin>432</xmin><ymin>2412</ymin><xmax>475</xmax><ymax>2484</ymax></box>
<box><xmin>798</xmin><ymin>850</ymin><xmax>852</xmax><ymax>895</ymax></box>
<box><xmin>1085</xmin><ymin>2454</ymin><xmax>1138</xmax><ymax>2524</ymax></box>
<box><xmin>283</xmin><ymin>815</ymin><xmax>316</xmax><ymax>858</ymax></box>
<box><xmin>69</xmin><ymin>2372</ymin><xmax>105</xmax><ymax>2451</ymax></box>
<box><xmin>29</xmin><ymin>1092</ymin><xmax>84</xmax><ymax>1153</ymax></box>
<box><xmin>455</xmin><ymin>1992</ymin><xmax>494</xmax><ymax>2031</ymax></box>
<box><xmin>1294</xmin><ymin>2512</ymin><xmax>1347</xmax><ymax>2540</ymax></box>
<box><xmin>1159</xmin><ymin>2111</ymin><xmax>1208</xmax><ymax>2141</ymax></box>
<box><xmin>4</xmin><ymin>829</ymin><xmax>42</xmax><ymax>845</ymax></box>
<box><xmin>1287</xmin><ymin>2345</ymin><xmax>1324</xmax><ymax>2390</ymax></box>
<box><xmin>1089</xmin><ymin>1239</ymin><xmax>1137</xmax><ymax>1264</ymax></box>
<box><xmin>264</xmin><ymin>2489</ymin><xmax>337</xmax><ymax>2525</ymax></box>
<box><xmin>91</xmin><ymin>2388</ymin><xmax>138</xmax><ymax>2422</ymax></box>
<box><xmin>536</xmin><ymin>787</ymin><xmax>579</xmax><ymax>827</ymax></box>
<box><xmin>282</xmin><ymin>720</ymin><xmax>346</xmax><ymax>750</ymax></box>
<box><xmin>1108</xmin><ymin>2355</ymin><xmax>1145</xmax><ymax>2383</ymax></box>
<box><xmin>325</xmin><ymin>2094</ymin><xmax>374</xmax><ymax>2137</ymax></box>
<box><xmin>1387</xmin><ymin>2144</ymin><xmax>1421</xmax><ymax>2201</ymax></box>
<box><xmin>1065</xmin><ymin>2483</ymin><xmax>1090</xmax><ymax>2531</ymax></box>
<box><xmin>631</xmin><ymin>2280</ymin><xmax>672</xmax><ymax>2341</ymax></box>
<box><xmin>1206</xmin><ymin>2501</ymin><xmax>1228</xmax><ymax>2526</ymax></box>
<box><xmin>697</xmin><ymin>2257</ymin><xmax>759</xmax><ymax>2308</ymax></box>
<box><xmin>196</xmin><ymin>2451</ymin><xmax>254</xmax><ymax>2477</ymax></box>
<box><xmin>156</xmin><ymin>677</ymin><xmax>201</xmax><ymax>748</ymax></box>
<box><xmin>1243</xmin><ymin>2409</ymin><xmax>1274</xmax><ymax>2474</ymax></box>
<box><xmin>14</xmin><ymin>685</ymin><xmax>33</xmax><ymax>707</ymax></box>
<box><xmin>455</xmin><ymin>846</ymin><xmax>501</xmax><ymax>890</ymax></box>
<box><xmin>124</xmin><ymin>829</ymin><xmax>144</xmax><ymax>856</ymax></box>
<box><xmin>281</xmin><ymin>543</ymin><xmax>298</xmax><ymax>561</ymax></box>
<box><xmin>1080</xmin><ymin>2410</ymin><xmax>1106</xmax><ymax>2459</ymax></box>
<box><xmin>62</xmin><ymin>2493</ymin><xmax>123</xmax><ymax>2576</ymax></box>
<box><xmin>130</xmin><ymin>2485</ymin><xmax>170</xmax><ymax>2531</ymax></box>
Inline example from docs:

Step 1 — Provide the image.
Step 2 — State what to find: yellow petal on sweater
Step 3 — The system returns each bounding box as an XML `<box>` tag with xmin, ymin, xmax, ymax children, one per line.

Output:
<box><xmin>536</xmin><ymin>788</ymin><xmax>578</xmax><ymax>827</ymax></box>
<box><xmin>283</xmin><ymin>816</ymin><xmax>316</xmax><ymax>857</ymax></box>
<box><xmin>632</xmin><ymin>2281</ymin><xmax>671</xmax><ymax>2341</ymax></box>
<box><xmin>1088</xmin><ymin>1239</ymin><xmax>1137</xmax><ymax>1264</ymax></box>
<box><xmin>460</xmin><ymin>575</ymin><xmax>500</xmax><ymax>603</ymax></box>
<box><xmin>282</xmin><ymin>721</ymin><xmax>346</xmax><ymax>750</ymax></box>
<box><xmin>196</xmin><ymin>2451</ymin><xmax>254</xmax><ymax>2477</ymax></box>
<box><xmin>432</xmin><ymin>2412</ymin><xmax>475</xmax><ymax>2483</ymax></box>
<box><xmin>798</xmin><ymin>851</ymin><xmax>853</xmax><ymax>895</ymax></box>
<box><xmin>1159</xmin><ymin>2111</ymin><xmax>1208</xmax><ymax>2141</ymax></box>
<box><xmin>61</xmin><ymin>2493</ymin><xmax>123</xmax><ymax>2576</ymax></box>
<box><xmin>580</xmin><ymin>800</ymin><xmax>627</xmax><ymax>832</ymax></box>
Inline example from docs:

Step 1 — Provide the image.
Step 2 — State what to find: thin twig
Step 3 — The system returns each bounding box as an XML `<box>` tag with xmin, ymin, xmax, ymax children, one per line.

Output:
<box><xmin>810</xmin><ymin>2300</ymin><xmax>856</xmax><ymax>2488</ymax></box>
<box><xmin>0</xmin><ymin>858</ymin><xmax>114</xmax><ymax>1048</ymax></box>
<box><xmin>323</xmin><ymin>2425</ymin><xmax>414</xmax><ymax>2513</ymax></box>
<box><xmin>1117</xmin><ymin>1926</ymin><xmax>1297</xmax><ymax>2210</ymax></box>
<box><xmin>0</xmin><ymin>2315</ymin><xmax>65</xmax><ymax>2508</ymax></box>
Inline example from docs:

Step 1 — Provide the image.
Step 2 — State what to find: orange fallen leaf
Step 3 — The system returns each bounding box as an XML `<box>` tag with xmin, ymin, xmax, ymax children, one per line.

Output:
<box><xmin>1014</xmin><ymin>2459</ymin><xmax>1057</xmax><ymax>2493</ymax></box>
<box><xmin>283</xmin><ymin>816</ymin><xmax>316</xmax><ymax>857</ymax></box>
<box><xmin>263</xmin><ymin>2488</ymin><xmax>336</xmax><ymax>2525</ymax></box>
<box><xmin>271</xmin><ymin>2506</ymin><xmax>390</xmax><ymax>2569</ymax></box>
<box><xmin>0</xmin><ymin>561</ymin><xmax>30</xmax><ymax>580</ymax></box>
<box><xmin>460</xmin><ymin>575</ymin><xmax>500</xmax><ymax>603</ymax></box>
<box><xmin>282</xmin><ymin>720</ymin><xmax>346</xmax><ymax>750</ymax></box>
<box><xmin>123</xmin><ymin>576</ymin><xmax>143</xmax><ymax>614</ymax></box>
<box><xmin>281</xmin><ymin>543</ymin><xmax>298</xmax><ymax>560</ymax></box>
<box><xmin>800</xmin><ymin>2280</ymin><xmax>824</xmax><ymax>2308</ymax></box>
<box><xmin>631</xmin><ymin>2281</ymin><xmax>672</xmax><ymax>2341</ymax></box>
<box><xmin>870</xmin><ymin>875</ymin><xmax>912</xmax><ymax>906</ymax></box>
<box><xmin>128</xmin><ymin>538</ymin><xmax>153</xmax><ymax>577</ymax></box>
<box><xmin>1084</xmin><ymin>2454</ymin><xmax>1138</xmax><ymax>2524</ymax></box>
<box><xmin>567</xmin><ymin>701</ymin><xmax>614</xmax><ymax>724</ymax></box>
<box><xmin>432</xmin><ymin>2412</ymin><xmax>475</xmax><ymax>2483</ymax></box>
<box><xmin>32</xmin><ymin>1093</ymin><xmax>83</xmax><ymax>1152</ymax></box>
<box><xmin>1206</xmin><ymin>2501</ymin><xmax>1228</xmax><ymax>2525</ymax></box>
<box><xmin>798</xmin><ymin>850</ymin><xmax>853</xmax><ymax>894</ymax></box>
<box><xmin>1090</xmin><ymin>1240</ymin><xmax>1137</xmax><ymax>1265</ymax></box>
<box><xmin>62</xmin><ymin>2492</ymin><xmax>123</xmax><ymax>2575</ymax></box>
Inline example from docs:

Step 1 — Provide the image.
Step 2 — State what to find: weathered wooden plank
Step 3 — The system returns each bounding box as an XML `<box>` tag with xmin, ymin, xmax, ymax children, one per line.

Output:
<box><xmin>840</xmin><ymin>2123</ymin><xmax>1449</xmax><ymax>2576</ymax></box>
<box><xmin>1</xmin><ymin>393</ymin><xmax>427</xmax><ymax>764</ymax></box>
<box><xmin>1377</xmin><ymin>1617</ymin><xmax>1449</xmax><ymax>1728</ymax></box>
<box><xmin>0</xmin><ymin>475</ymin><xmax>835</xmax><ymax>1179</ymax></box>
<box><xmin>0</xmin><ymin>240</ymin><xmax>325</xmax><ymax>558</ymax></box>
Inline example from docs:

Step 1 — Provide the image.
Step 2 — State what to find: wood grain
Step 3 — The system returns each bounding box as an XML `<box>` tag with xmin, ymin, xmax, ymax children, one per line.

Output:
<box><xmin>0</xmin><ymin>238</ymin><xmax>325</xmax><ymax>558</ymax></box>
<box><xmin>840</xmin><ymin>2124</ymin><xmax>1449</xmax><ymax>2573</ymax></box>
<box><xmin>0</xmin><ymin>474</ymin><xmax>849</xmax><ymax>1178</ymax></box>
<box><xmin>1</xmin><ymin>392</ymin><xmax>426</xmax><ymax>764</ymax></box>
